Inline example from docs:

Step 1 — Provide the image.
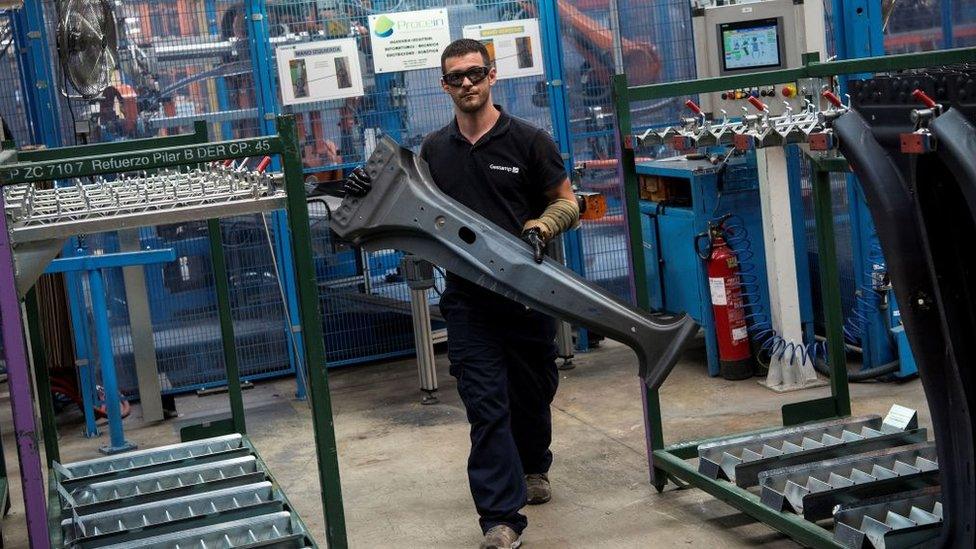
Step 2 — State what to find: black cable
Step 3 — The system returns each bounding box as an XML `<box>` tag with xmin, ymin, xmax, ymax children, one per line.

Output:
<box><xmin>812</xmin><ymin>356</ymin><xmax>901</xmax><ymax>382</ymax></box>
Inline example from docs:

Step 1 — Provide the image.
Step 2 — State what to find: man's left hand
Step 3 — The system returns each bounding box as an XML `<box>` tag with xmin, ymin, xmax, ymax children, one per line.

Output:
<box><xmin>521</xmin><ymin>227</ymin><xmax>547</xmax><ymax>263</ymax></box>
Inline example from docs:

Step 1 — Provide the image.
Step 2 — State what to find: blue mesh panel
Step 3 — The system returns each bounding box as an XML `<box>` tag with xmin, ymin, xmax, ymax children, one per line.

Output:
<box><xmin>564</xmin><ymin>0</ymin><xmax>696</xmax><ymax>303</ymax></box>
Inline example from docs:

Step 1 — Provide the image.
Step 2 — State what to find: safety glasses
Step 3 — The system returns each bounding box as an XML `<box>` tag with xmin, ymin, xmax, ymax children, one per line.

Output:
<box><xmin>442</xmin><ymin>65</ymin><xmax>491</xmax><ymax>87</ymax></box>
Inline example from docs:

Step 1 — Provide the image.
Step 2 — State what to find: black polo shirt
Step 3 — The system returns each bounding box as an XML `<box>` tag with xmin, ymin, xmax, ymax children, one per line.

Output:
<box><xmin>419</xmin><ymin>106</ymin><xmax>567</xmax><ymax>305</ymax></box>
<box><xmin>419</xmin><ymin>106</ymin><xmax>567</xmax><ymax>238</ymax></box>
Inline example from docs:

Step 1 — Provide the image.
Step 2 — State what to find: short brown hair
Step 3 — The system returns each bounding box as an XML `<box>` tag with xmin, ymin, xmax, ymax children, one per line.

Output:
<box><xmin>440</xmin><ymin>38</ymin><xmax>491</xmax><ymax>73</ymax></box>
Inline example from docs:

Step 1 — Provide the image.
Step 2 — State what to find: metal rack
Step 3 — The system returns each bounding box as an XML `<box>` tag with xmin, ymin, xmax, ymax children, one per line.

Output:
<box><xmin>0</xmin><ymin>115</ymin><xmax>347</xmax><ymax>548</ymax></box>
<box><xmin>612</xmin><ymin>47</ymin><xmax>976</xmax><ymax>548</ymax></box>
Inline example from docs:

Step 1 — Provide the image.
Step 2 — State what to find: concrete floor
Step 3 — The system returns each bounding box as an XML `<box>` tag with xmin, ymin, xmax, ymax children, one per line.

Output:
<box><xmin>0</xmin><ymin>340</ymin><xmax>930</xmax><ymax>548</ymax></box>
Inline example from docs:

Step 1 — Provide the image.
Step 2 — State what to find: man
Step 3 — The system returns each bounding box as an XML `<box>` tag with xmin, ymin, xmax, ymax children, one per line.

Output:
<box><xmin>331</xmin><ymin>39</ymin><xmax>580</xmax><ymax>549</ymax></box>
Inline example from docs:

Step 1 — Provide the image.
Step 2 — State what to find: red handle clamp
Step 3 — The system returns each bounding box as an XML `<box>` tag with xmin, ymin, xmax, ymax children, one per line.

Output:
<box><xmin>684</xmin><ymin>99</ymin><xmax>703</xmax><ymax>115</ymax></box>
<box><xmin>822</xmin><ymin>90</ymin><xmax>843</xmax><ymax>108</ymax></box>
<box><xmin>256</xmin><ymin>156</ymin><xmax>272</xmax><ymax>173</ymax></box>
<box><xmin>747</xmin><ymin>96</ymin><xmax>766</xmax><ymax>112</ymax></box>
<box><xmin>911</xmin><ymin>89</ymin><xmax>938</xmax><ymax>109</ymax></box>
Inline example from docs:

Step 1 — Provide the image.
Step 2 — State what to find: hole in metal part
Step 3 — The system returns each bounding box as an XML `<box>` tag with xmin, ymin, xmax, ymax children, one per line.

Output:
<box><xmin>435</xmin><ymin>216</ymin><xmax>446</xmax><ymax>229</ymax></box>
<box><xmin>458</xmin><ymin>226</ymin><xmax>476</xmax><ymax>244</ymax></box>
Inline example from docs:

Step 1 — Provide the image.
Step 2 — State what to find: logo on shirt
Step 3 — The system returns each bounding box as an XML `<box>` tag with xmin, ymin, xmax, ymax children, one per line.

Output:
<box><xmin>489</xmin><ymin>164</ymin><xmax>520</xmax><ymax>174</ymax></box>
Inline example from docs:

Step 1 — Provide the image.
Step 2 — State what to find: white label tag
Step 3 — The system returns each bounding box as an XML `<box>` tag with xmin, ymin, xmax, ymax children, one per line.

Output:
<box><xmin>731</xmin><ymin>326</ymin><xmax>748</xmax><ymax>342</ymax></box>
<box><xmin>709</xmin><ymin>277</ymin><xmax>727</xmax><ymax>306</ymax></box>
<box><xmin>882</xmin><ymin>404</ymin><xmax>918</xmax><ymax>432</ymax></box>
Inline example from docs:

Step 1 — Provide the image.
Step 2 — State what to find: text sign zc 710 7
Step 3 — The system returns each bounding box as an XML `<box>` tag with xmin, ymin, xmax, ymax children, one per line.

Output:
<box><xmin>1</xmin><ymin>139</ymin><xmax>274</xmax><ymax>185</ymax></box>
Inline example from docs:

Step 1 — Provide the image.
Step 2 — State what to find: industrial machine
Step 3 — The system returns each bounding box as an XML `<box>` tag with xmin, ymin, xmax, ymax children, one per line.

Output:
<box><xmin>0</xmin><ymin>116</ymin><xmax>349</xmax><ymax>547</ymax></box>
<box><xmin>631</xmin><ymin>0</ymin><xmax>819</xmax><ymax>380</ymax></box>
<box><xmin>692</xmin><ymin>0</ymin><xmax>819</xmax><ymax>117</ymax></box>
<box><xmin>689</xmin><ymin>0</ymin><xmax>916</xmax><ymax>382</ymax></box>
<box><xmin>613</xmin><ymin>45</ymin><xmax>976</xmax><ymax>548</ymax></box>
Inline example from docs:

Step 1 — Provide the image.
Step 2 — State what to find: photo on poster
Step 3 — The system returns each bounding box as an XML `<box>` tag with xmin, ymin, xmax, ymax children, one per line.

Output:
<box><xmin>515</xmin><ymin>36</ymin><xmax>533</xmax><ymax>69</ymax></box>
<box><xmin>334</xmin><ymin>57</ymin><xmax>352</xmax><ymax>89</ymax></box>
<box><xmin>462</xmin><ymin>19</ymin><xmax>543</xmax><ymax>80</ymax></box>
<box><xmin>276</xmin><ymin>38</ymin><xmax>364</xmax><ymax>105</ymax></box>
<box><xmin>479</xmin><ymin>39</ymin><xmax>496</xmax><ymax>64</ymax></box>
<box><xmin>290</xmin><ymin>59</ymin><xmax>309</xmax><ymax>98</ymax></box>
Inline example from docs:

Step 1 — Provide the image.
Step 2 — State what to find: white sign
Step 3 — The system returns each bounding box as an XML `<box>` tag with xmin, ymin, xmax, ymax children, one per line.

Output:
<box><xmin>276</xmin><ymin>38</ymin><xmax>364</xmax><ymax>106</ymax></box>
<box><xmin>709</xmin><ymin>277</ymin><xmax>727</xmax><ymax>306</ymax></box>
<box><xmin>462</xmin><ymin>19</ymin><xmax>543</xmax><ymax>80</ymax></box>
<box><xmin>369</xmin><ymin>9</ymin><xmax>451</xmax><ymax>74</ymax></box>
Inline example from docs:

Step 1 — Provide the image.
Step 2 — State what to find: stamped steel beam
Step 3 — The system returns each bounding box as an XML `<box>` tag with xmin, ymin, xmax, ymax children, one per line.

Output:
<box><xmin>833</xmin><ymin>108</ymin><xmax>975</xmax><ymax>549</ymax></box>
<box><xmin>330</xmin><ymin>137</ymin><xmax>697</xmax><ymax>389</ymax></box>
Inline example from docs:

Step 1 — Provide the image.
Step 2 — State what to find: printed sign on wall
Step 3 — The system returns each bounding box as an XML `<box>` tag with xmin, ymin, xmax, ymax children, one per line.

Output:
<box><xmin>462</xmin><ymin>19</ymin><xmax>543</xmax><ymax>80</ymax></box>
<box><xmin>368</xmin><ymin>9</ymin><xmax>451</xmax><ymax>73</ymax></box>
<box><xmin>276</xmin><ymin>38</ymin><xmax>364</xmax><ymax>105</ymax></box>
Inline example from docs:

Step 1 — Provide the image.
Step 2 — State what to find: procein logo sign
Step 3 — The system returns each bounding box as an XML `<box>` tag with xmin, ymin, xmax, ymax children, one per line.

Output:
<box><xmin>373</xmin><ymin>15</ymin><xmax>394</xmax><ymax>38</ymax></box>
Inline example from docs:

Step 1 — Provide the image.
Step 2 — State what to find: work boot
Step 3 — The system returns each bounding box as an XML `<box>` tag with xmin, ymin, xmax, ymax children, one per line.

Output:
<box><xmin>480</xmin><ymin>525</ymin><xmax>521</xmax><ymax>549</ymax></box>
<box><xmin>525</xmin><ymin>473</ymin><xmax>551</xmax><ymax>505</ymax></box>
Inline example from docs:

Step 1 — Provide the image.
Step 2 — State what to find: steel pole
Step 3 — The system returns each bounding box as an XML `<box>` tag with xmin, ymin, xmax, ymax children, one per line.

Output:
<box><xmin>409</xmin><ymin>287</ymin><xmax>438</xmax><ymax>404</ymax></box>
<box><xmin>24</xmin><ymin>289</ymin><xmax>59</xmax><ymax>467</ymax></box>
<box><xmin>612</xmin><ymin>74</ymin><xmax>667</xmax><ymax>490</ymax></box>
<box><xmin>812</xmin><ymin>165</ymin><xmax>851</xmax><ymax>415</ymax></box>
<box><xmin>88</xmin><ymin>268</ymin><xmax>136</xmax><ymax>454</ymax></box>
<box><xmin>208</xmin><ymin>219</ymin><xmax>247</xmax><ymax>434</ymax></box>
<box><xmin>280</xmin><ymin>115</ymin><xmax>347</xmax><ymax>547</ymax></box>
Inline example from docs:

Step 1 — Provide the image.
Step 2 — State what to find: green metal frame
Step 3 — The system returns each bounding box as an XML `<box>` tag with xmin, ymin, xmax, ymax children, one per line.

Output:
<box><xmin>611</xmin><ymin>46</ymin><xmax>976</xmax><ymax>547</ymax></box>
<box><xmin>646</xmin><ymin>158</ymin><xmax>853</xmax><ymax>549</ymax></box>
<box><xmin>625</xmin><ymin>47</ymin><xmax>976</xmax><ymax>102</ymax></box>
<box><xmin>4</xmin><ymin>116</ymin><xmax>348</xmax><ymax>548</ymax></box>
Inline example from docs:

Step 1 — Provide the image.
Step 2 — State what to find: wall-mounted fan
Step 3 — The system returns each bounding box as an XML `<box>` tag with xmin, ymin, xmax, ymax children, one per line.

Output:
<box><xmin>56</xmin><ymin>0</ymin><xmax>119</xmax><ymax>99</ymax></box>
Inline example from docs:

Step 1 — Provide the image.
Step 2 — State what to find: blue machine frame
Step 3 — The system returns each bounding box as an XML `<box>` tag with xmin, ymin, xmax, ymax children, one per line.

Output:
<box><xmin>636</xmin><ymin>150</ymin><xmax>813</xmax><ymax>377</ymax></box>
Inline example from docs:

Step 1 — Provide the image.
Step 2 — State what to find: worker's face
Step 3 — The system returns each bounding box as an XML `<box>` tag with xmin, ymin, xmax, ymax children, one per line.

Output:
<box><xmin>441</xmin><ymin>52</ymin><xmax>495</xmax><ymax>113</ymax></box>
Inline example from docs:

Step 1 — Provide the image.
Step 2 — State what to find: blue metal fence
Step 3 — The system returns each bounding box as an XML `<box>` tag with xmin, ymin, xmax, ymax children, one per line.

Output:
<box><xmin>563</xmin><ymin>0</ymin><xmax>697</xmax><ymax>305</ymax></box>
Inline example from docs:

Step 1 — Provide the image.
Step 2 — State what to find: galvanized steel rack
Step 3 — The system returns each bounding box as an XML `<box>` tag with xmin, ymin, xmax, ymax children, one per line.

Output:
<box><xmin>0</xmin><ymin>115</ymin><xmax>347</xmax><ymax>548</ymax></box>
<box><xmin>612</xmin><ymin>47</ymin><xmax>976</xmax><ymax>548</ymax></box>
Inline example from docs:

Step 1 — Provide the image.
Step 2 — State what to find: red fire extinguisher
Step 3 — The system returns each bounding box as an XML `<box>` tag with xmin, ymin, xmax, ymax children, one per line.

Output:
<box><xmin>696</xmin><ymin>217</ymin><xmax>753</xmax><ymax>380</ymax></box>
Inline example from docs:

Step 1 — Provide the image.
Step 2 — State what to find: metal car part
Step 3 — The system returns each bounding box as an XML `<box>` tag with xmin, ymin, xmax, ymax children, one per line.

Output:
<box><xmin>54</xmin><ymin>434</ymin><xmax>245</xmax><ymax>483</ymax></box>
<box><xmin>759</xmin><ymin>442</ymin><xmax>939</xmax><ymax>520</ymax></box>
<box><xmin>329</xmin><ymin>137</ymin><xmax>697</xmax><ymax>390</ymax></box>
<box><xmin>58</xmin><ymin>456</ymin><xmax>263</xmax><ymax>511</ymax></box>
<box><xmin>697</xmin><ymin>413</ymin><xmax>925</xmax><ymax>487</ymax></box>
<box><xmin>96</xmin><ymin>511</ymin><xmax>309</xmax><ymax>549</ymax></box>
<box><xmin>62</xmin><ymin>481</ymin><xmax>278</xmax><ymax>545</ymax></box>
<box><xmin>833</xmin><ymin>486</ymin><xmax>944</xmax><ymax>549</ymax></box>
<box><xmin>832</xmin><ymin>107</ymin><xmax>975</xmax><ymax>549</ymax></box>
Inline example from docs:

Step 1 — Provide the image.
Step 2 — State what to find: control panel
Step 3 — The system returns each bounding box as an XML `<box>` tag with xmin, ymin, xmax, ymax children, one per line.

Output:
<box><xmin>692</xmin><ymin>0</ymin><xmax>824</xmax><ymax>117</ymax></box>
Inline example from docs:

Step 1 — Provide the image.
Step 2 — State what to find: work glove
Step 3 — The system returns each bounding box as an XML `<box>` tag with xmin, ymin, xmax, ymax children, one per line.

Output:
<box><xmin>342</xmin><ymin>166</ymin><xmax>372</xmax><ymax>197</ymax></box>
<box><xmin>521</xmin><ymin>227</ymin><xmax>547</xmax><ymax>264</ymax></box>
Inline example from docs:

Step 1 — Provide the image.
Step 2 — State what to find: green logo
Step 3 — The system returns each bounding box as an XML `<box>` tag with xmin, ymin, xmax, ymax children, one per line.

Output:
<box><xmin>374</xmin><ymin>16</ymin><xmax>394</xmax><ymax>38</ymax></box>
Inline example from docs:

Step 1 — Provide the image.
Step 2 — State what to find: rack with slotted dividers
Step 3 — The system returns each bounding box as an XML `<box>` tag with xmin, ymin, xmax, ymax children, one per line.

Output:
<box><xmin>0</xmin><ymin>115</ymin><xmax>346</xmax><ymax>548</ymax></box>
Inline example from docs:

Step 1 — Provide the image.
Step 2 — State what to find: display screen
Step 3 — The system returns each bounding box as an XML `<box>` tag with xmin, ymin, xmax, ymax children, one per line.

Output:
<box><xmin>720</xmin><ymin>18</ymin><xmax>781</xmax><ymax>72</ymax></box>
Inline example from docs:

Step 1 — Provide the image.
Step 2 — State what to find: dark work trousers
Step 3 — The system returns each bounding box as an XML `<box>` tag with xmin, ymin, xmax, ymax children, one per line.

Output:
<box><xmin>440</xmin><ymin>285</ymin><xmax>559</xmax><ymax>535</ymax></box>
